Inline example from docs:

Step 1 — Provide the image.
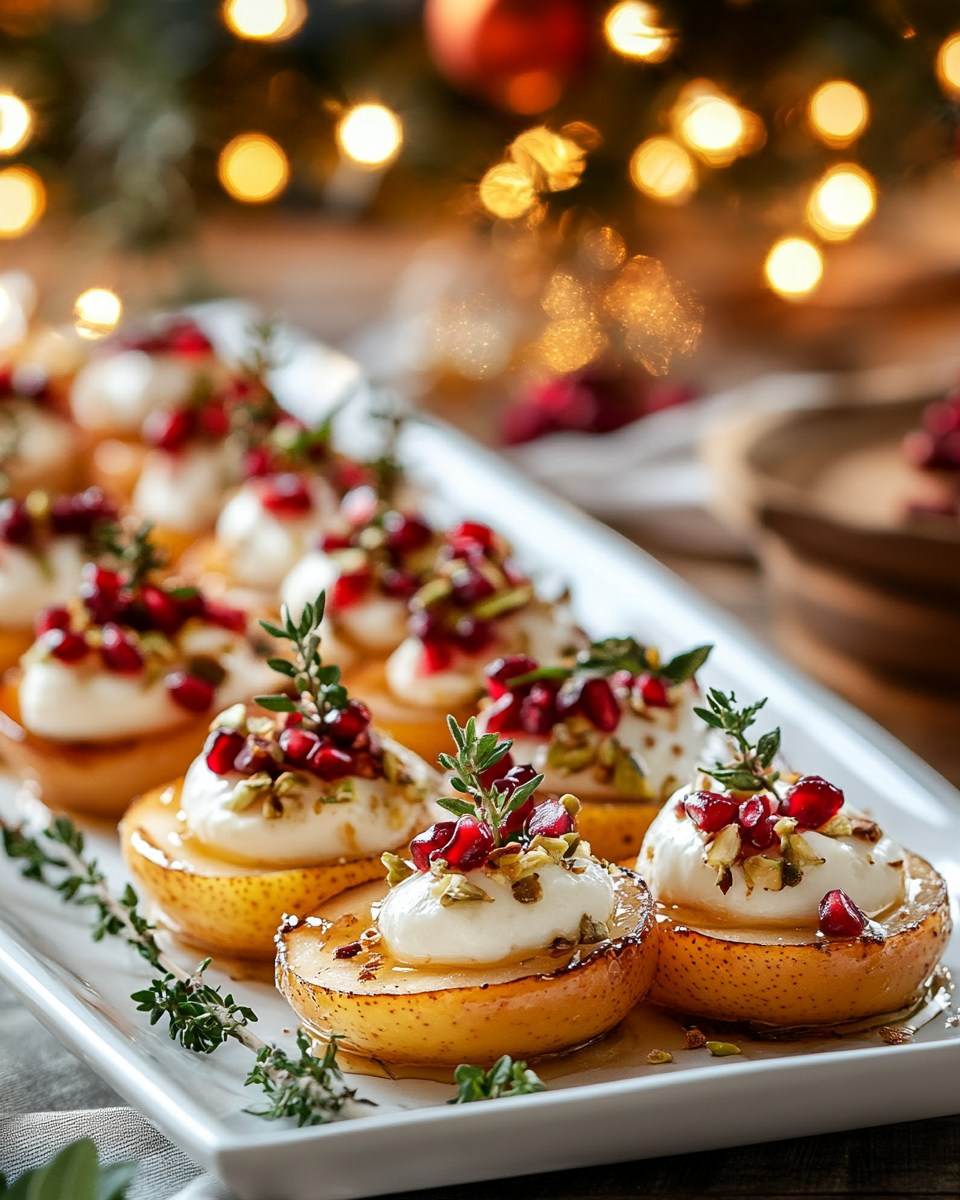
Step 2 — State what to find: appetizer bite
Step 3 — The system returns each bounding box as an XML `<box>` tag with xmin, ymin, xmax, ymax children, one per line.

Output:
<box><xmin>276</xmin><ymin>716</ymin><xmax>659</xmax><ymax>1066</ymax></box>
<box><xmin>121</xmin><ymin>593</ymin><xmax>438</xmax><ymax>959</ymax></box>
<box><xmin>0</xmin><ymin>362</ymin><xmax>80</xmax><ymax>497</ymax></box>
<box><xmin>349</xmin><ymin>520</ymin><xmax>585</xmax><ymax>763</ymax></box>
<box><xmin>476</xmin><ymin>636</ymin><xmax>711</xmax><ymax>861</ymax></box>
<box><xmin>639</xmin><ymin>690</ymin><xmax>951</xmax><ymax>1028</ymax></box>
<box><xmin>0</xmin><ymin>487</ymin><xmax>116</xmax><ymax>672</ymax></box>
<box><xmin>0</xmin><ymin>522</ymin><xmax>276</xmax><ymax>816</ymax></box>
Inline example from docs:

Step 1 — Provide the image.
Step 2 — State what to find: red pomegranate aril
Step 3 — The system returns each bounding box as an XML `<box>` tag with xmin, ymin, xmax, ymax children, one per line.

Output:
<box><xmin>437</xmin><ymin>816</ymin><xmax>494</xmax><ymax>871</ymax></box>
<box><xmin>198</xmin><ymin>401</ymin><xmax>230</xmax><ymax>438</ymax></box>
<box><xmin>526</xmin><ymin>798</ymin><xmax>575</xmax><ymax>839</ymax></box>
<box><xmin>234</xmin><ymin>735</ymin><xmax>279</xmax><ymax>774</ymax></box>
<box><xmin>383</xmin><ymin>512</ymin><xmax>432</xmax><ymax>554</ymax></box>
<box><xmin>635</xmin><ymin>673</ymin><xmax>669</xmax><ymax>708</ymax></box>
<box><xmin>0</xmin><ymin>499</ymin><xmax>31</xmax><ymax>546</ymax></box>
<box><xmin>450</xmin><ymin>615</ymin><xmax>493</xmax><ymax>654</ymax></box>
<box><xmin>818</xmin><ymin>889</ymin><xmax>867</xmax><ymax>938</ymax></box>
<box><xmin>168</xmin><ymin>323</ymin><xmax>213</xmax><ymax>356</ymax></box>
<box><xmin>684</xmin><ymin>791</ymin><xmax>740</xmax><ymax>833</ymax></box>
<box><xmin>450</xmin><ymin>565</ymin><xmax>496</xmax><ymax>605</ymax></box>
<box><xmin>782</xmin><ymin>775</ymin><xmax>844</xmax><ymax>830</ymax></box>
<box><xmin>166</xmin><ymin>671</ymin><xmax>215</xmax><ymax>713</ymax></box>
<box><xmin>144</xmin><ymin>408</ymin><xmax>193</xmax><ymax>452</ymax></box>
<box><xmin>141</xmin><ymin>585</ymin><xmax>182</xmax><ymax>633</ymax></box>
<box><xmin>45</xmin><ymin>629</ymin><xmax>89</xmax><ymax>663</ymax></box>
<box><xmin>448</xmin><ymin>521</ymin><xmax>496</xmax><ymax>554</ymax></box>
<box><xmin>520</xmin><ymin>683</ymin><xmax>557</xmax><ymax>736</ymax></box>
<box><xmin>203</xmin><ymin>600</ymin><xmax>247</xmax><ymax>632</ymax></box>
<box><xmin>100</xmin><ymin>623</ymin><xmax>143</xmax><ymax>673</ymax></box>
<box><xmin>258</xmin><ymin>474</ymin><xmax>313</xmax><ymax>518</ymax></box>
<box><xmin>420</xmin><ymin>638</ymin><xmax>454</xmax><ymax>674</ymax></box>
<box><xmin>380</xmin><ymin>567</ymin><xmax>420</xmax><ymax>599</ymax></box>
<box><xmin>204</xmin><ymin>729</ymin><xmax>246</xmax><ymax>776</ymax></box>
<box><xmin>409</xmin><ymin>607</ymin><xmax>442</xmax><ymax>641</ymax></box>
<box><xmin>484</xmin><ymin>654</ymin><xmax>538</xmax><ymax>699</ymax></box>
<box><xmin>35</xmin><ymin>606</ymin><xmax>72</xmax><ymax>636</ymax></box>
<box><xmin>478</xmin><ymin>751</ymin><xmax>515</xmax><ymax>790</ymax></box>
<box><xmin>308</xmin><ymin>743</ymin><xmax>354</xmax><ymax>781</ymax></box>
<box><xmin>410</xmin><ymin>821</ymin><xmax>456</xmax><ymax>871</ymax></box>
<box><xmin>323</xmin><ymin>700</ymin><xmax>371</xmax><ymax>746</ymax></box>
<box><xmin>579</xmin><ymin>677</ymin><xmax>621</xmax><ymax>732</ymax></box>
<box><xmin>321</xmin><ymin>531</ymin><xmax>353</xmax><ymax>553</ymax></box>
<box><xmin>610</xmin><ymin>669</ymin><xmax>634</xmax><ymax>690</ymax></box>
<box><xmin>742</xmin><ymin>814</ymin><xmax>779</xmax><ymax>851</ymax></box>
<box><xmin>279</xmin><ymin>726</ymin><xmax>323</xmax><ymax>767</ymax></box>
<box><xmin>243</xmin><ymin>447</ymin><xmax>273</xmax><ymax>478</ymax></box>
<box><xmin>483</xmin><ymin>692</ymin><xmax>522</xmax><ymax>733</ymax></box>
<box><xmin>331</xmin><ymin>567</ymin><xmax>371</xmax><ymax>611</ymax></box>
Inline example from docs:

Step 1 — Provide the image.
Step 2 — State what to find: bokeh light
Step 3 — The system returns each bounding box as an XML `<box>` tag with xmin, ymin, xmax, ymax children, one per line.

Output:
<box><xmin>479</xmin><ymin>163</ymin><xmax>537</xmax><ymax>219</ymax></box>
<box><xmin>336</xmin><ymin>104</ymin><xmax>403</xmax><ymax>168</ymax></box>
<box><xmin>807</xmin><ymin>81</ymin><xmax>869</xmax><ymax>146</ymax></box>
<box><xmin>222</xmin><ymin>0</ymin><xmax>306</xmax><ymax>42</ymax></box>
<box><xmin>536</xmin><ymin>318</ymin><xmax>606</xmax><ymax>373</ymax></box>
<box><xmin>582</xmin><ymin>226</ymin><xmax>627</xmax><ymax>270</ymax></box>
<box><xmin>0</xmin><ymin>93</ymin><xmax>33</xmax><ymax>155</ymax></box>
<box><xmin>604</xmin><ymin>2</ymin><xmax>674</xmax><ymax>64</ymax></box>
<box><xmin>510</xmin><ymin>126</ymin><xmax>586</xmax><ymax>192</ymax></box>
<box><xmin>218</xmin><ymin>133</ymin><xmax>290</xmax><ymax>203</ymax></box>
<box><xmin>764</xmin><ymin>237</ymin><xmax>823</xmax><ymax>300</ymax></box>
<box><xmin>0</xmin><ymin>167</ymin><xmax>44</xmax><ymax>237</ymax></box>
<box><xmin>807</xmin><ymin>164</ymin><xmax>876</xmax><ymax>240</ymax></box>
<box><xmin>673</xmin><ymin>82</ymin><xmax>761</xmax><ymax>166</ymax></box>
<box><xmin>936</xmin><ymin>33</ymin><xmax>960</xmax><ymax>96</ymax></box>
<box><xmin>604</xmin><ymin>256</ymin><xmax>702</xmax><ymax>375</ymax></box>
<box><xmin>629</xmin><ymin>137</ymin><xmax>696</xmax><ymax>203</ymax></box>
<box><xmin>73</xmin><ymin>288</ymin><xmax>123</xmax><ymax>339</ymax></box>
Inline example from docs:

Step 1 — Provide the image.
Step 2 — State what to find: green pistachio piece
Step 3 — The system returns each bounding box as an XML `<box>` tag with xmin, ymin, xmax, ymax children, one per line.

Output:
<box><xmin>434</xmin><ymin>874</ymin><xmax>494</xmax><ymax>906</ymax></box>
<box><xmin>596</xmin><ymin>737</ymin><xmax>619</xmax><ymax>769</ymax></box>
<box><xmin>472</xmin><ymin>584</ymin><xmax>534</xmax><ymax>620</ymax></box>
<box><xmin>577</xmin><ymin>913</ymin><xmax>609</xmax><ymax>944</ymax></box>
<box><xmin>559</xmin><ymin>793</ymin><xmax>581</xmax><ymax>817</ymax></box>
<box><xmin>546</xmin><ymin>741</ymin><xmax>596</xmax><ymax>773</ymax></box>
<box><xmin>741</xmin><ymin>855</ymin><xmax>783</xmax><ymax>893</ymax></box>
<box><xmin>211</xmin><ymin>702</ymin><xmax>247</xmax><ymax>733</ymax></box>
<box><xmin>413</xmin><ymin>577</ymin><xmax>453</xmax><ymax>610</ymax></box>
<box><xmin>381</xmin><ymin>852</ymin><xmax>414</xmax><ymax>888</ymax></box>
<box><xmin>511</xmin><ymin>874</ymin><xmax>543</xmax><ymax>904</ymax></box>
<box><xmin>705</xmin><ymin>1041</ymin><xmax>742</xmax><ymax>1057</ymax></box>
<box><xmin>773</xmin><ymin>815</ymin><xmax>797</xmax><ymax>838</ymax></box>
<box><xmin>647</xmin><ymin>1049</ymin><xmax>674</xmax><ymax>1065</ymax></box>
<box><xmin>818</xmin><ymin>812</ymin><xmax>853</xmax><ymax>838</ymax></box>
<box><xmin>613</xmin><ymin>752</ymin><xmax>649</xmax><ymax>800</ymax></box>
<box><xmin>705</xmin><ymin>823</ymin><xmax>741</xmax><ymax>885</ymax></box>
<box><xmin>783</xmin><ymin>832</ymin><xmax>826</xmax><ymax>869</ymax></box>
<box><xmin>224</xmin><ymin>772</ymin><xmax>274</xmax><ymax>812</ymax></box>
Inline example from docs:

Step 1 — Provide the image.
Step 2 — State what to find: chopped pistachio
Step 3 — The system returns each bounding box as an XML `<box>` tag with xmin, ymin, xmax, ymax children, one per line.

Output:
<box><xmin>434</xmin><ymin>874</ymin><xmax>494</xmax><ymax>906</ymax></box>
<box><xmin>577</xmin><ymin>913</ymin><xmax>609</xmax><ymax>944</ymax></box>
<box><xmin>705</xmin><ymin>823</ymin><xmax>741</xmax><ymax>886</ymax></box>
<box><xmin>596</xmin><ymin>737</ymin><xmax>619</xmax><ymax>769</ymax></box>
<box><xmin>511</xmin><ymin>874</ymin><xmax>543</xmax><ymax>904</ymax></box>
<box><xmin>647</xmin><ymin>1049</ymin><xmax>674</xmax><ymax>1065</ymax></box>
<box><xmin>818</xmin><ymin>811</ymin><xmax>853</xmax><ymax>839</ymax></box>
<box><xmin>773</xmin><ymin>815</ymin><xmax>798</xmax><ymax>839</ymax></box>
<box><xmin>381</xmin><ymin>852</ymin><xmax>413</xmax><ymax>888</ymax></box>
<box><xmin>546</xmin><ymin>740</ymin><xmax>596</xmax><ymax>773</ymax></box>
<box><xmin>705</xmin><ymin>1041</ymin><xmax>742</xmax><ymax>1057</ymax></box>
<box><xmin>319</xmin><ymin>778</ymin><xmax>357</xmax><ymax>806</ymax></box>
<box><xmin>211</xmin><ymin>702</ymin><xmax>247</xmax><ymax>733</ymax></box>
<box><xmin>849</xmin><ymin>815</ymin><xmax>882</xmax><ymax>843</ymax></box>
<box><xmin>684</xmin><ymin>1027</ymin><xmax>707</xmax><ymax>1049</ymax></box>
<box><xmin>879</xmin><ymin>1025</ymin><xmax>913</xmax><ymax>1045</ymax></box>
<box><xmin>246</xmin><ymin>716</ymin><xmax>274</xmax><ymax>737</ymax></box>
<box><xmin>413</xmin><ymin>577</ymin><xmax>453</xmax><ymax>610</ymax></box>
<box><xmin>613</xmin><ymin>752</ymin><xmax>648</xmax><ymax>800</ymax></box>
<box><xmin>783</xmin><ymin>832</ymin><xmax>825</xmax><ymax>870</ymax></box>
<box><xmin>741</xmin><ymin>854</ymin><xmax>783</xmax><ymax>893</ymax></box>
<box><xmin>224</xmin><ymin>772</ymin><xmax>274</xmax><ymax>812</ymax></box>
<box><xmin>472</xmin><ymin>584</ymin><xmax>533</xmax><ymax>620</ymax></box>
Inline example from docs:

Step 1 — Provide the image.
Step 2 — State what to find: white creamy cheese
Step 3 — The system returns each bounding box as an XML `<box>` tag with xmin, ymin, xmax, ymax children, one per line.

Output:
<box><xmin>639</xmin><ymin>793</ymin><xmax>906</xmax><ymax>926</ymax></box>
<box><xmin>70</xmin><ymin>351</ymin><xmax>229</xmax><ymax>434</ymax></box>
<box><xmin>376</xmin><ymin>857</ymin><xmax>616</xmax><ymax>965</ymax></box>
<box><xmin>281</xmin><ymin>551</ymin><xmax>408</xmax><ymax>654</ymax></box>
<box><xmin>132</xmin><ymin>445</ymin><xmax>235</xmax><ymax>533</ymax></box>
<box><xmin>18</xmin><ymin>633</ymin><xmax>275</xmax><ymax>742</ymax></box>
<box><xmin>0</xmin><ymin>538</ymin><xmax>86</xmax><ymax>628</ymax></box>
<box><xmin>3</xmin><ymin>400</ymin><xmax>75</xmax><ymax>481</ymax></box>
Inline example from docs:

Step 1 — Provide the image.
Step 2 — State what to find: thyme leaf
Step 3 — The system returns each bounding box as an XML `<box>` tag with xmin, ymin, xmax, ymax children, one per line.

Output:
<box><xmin>449</xmin><ymin>1055</ymin><xmax>547</xmax><ymax>1103</ymax></box>
<box><xmin>696</xmin><ymin>689</ymin><xmax>781</xmax><ymax>795</ymax></box>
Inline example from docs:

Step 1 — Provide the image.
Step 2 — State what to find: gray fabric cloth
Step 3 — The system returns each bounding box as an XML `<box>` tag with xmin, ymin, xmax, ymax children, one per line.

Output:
<box><xmin>0</xmin><ymin>983</ymin><xmax>236</xmax><ymax>1199</ymax></box>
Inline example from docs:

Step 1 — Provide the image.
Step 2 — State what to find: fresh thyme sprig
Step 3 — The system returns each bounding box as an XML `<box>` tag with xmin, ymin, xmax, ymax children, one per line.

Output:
<box><xmin>436</xmin><ymin>716</ymin><xmax>543</xmax><ymax>848</ymax></box>
<box><xmin>449</xmin><ymin>1055</ymin><xmax>546</xmax><ymax>1103</ymax></box>
<box><xmin>505</xmin><ymin>636</ymin><xmax>712</xmax><ymax>690</ymax></box>
<box><xmin>94</xmin><ymin>520</ymin><xmax>167</xmax><ymax>589</ymax></box>
<box><xmin>0</xmin><ymin>816</ymin><xmax>367</xmax><ymax>1127</ymax></box>
<box><xmin>256</xmin><ymin>592</ymin><xmax>348</xmax><ymax>730</ymax></box>
<box><xmin>695</xmin><ymin>689</ymin><xmax>781</xmax><ymax>794</ymax></box>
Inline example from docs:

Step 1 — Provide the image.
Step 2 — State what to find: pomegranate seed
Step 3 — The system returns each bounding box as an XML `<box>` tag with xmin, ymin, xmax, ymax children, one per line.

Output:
<box><xmin>44</xmin><ymin>629</ymin><xmax>89</xmax><ymax>663</ymax></box>
<box><xmin>167</xmin><ymin>323</ymin><xmax>213</xmax><ymax>356</ymax></box>
<box><xmin>0</xmin><ymin>499</ymin><xmax>32</xmax><ymax>546</ymax></box>
<box><xmin>331</xmin><ymin>567</ymin><xmax>371</xmax><ymax>610</ymax></box>
<box><xmin>450</xmin><ymin>565</ymin><xmax>496</xmax><ymax>605</ymax></box>
<box><xmin>279</xmin><ymin>727</ymin><xmax>322</xmax><ymax>767</ymax></box>
<box><xmin>383</xmin><ymin>512</ymin><xmax>432</xmax><ymax>554</ymax></box>
<box><xmin>258</xmin><ymin>474</ymin><xmax>313</xmax><ymax>518</ymax></box>
<box><xmin>308</xmin><ymin>743</ymin><xmax>354</xmax><ymax>781</ymax></box>
<box><xmin>321</xmin><ymin>531</ymin><xmax>353</xmax><ymax>553</ymax></box>
<box><xmin>80</xmin><ymin>567</ymin><xmax>122</xmax><ymax>624</ymax></box>
<box><xmin>782</xmin><ymin>775</ymin><xmax>844</xmax><ymax>830</ymax></box>
<box><xmin>684</xmin><ymin>791</ymin><xmax>740</xmax><ymax>833</ymax></box>
<box><xmin>243</xmin><ymin>447</ymin><xmax>273</xmax><ymax>478</ymax></box>
<box><xmin>610</xmin><ymin>669</ymin><xmax>634</xmax><ymax>690</ymax></box>
<box><xmin>144</xmin><ymin>408</ymin><xmax>193</xmax><ymax>452</ymax></box>
<box><xmin>99</xmin><ymin>623</ymin><xmax>143</xmax><ymax>673</ymax></box>
<box><xmin>520</xmin><ymin>683</ymin><xmax>558</xmax><ymax>735</ymax></box>
<box><xmin>35</xmin><ymin>607</ymin><xmax>71</xmax><ymax>636</ymax></box>
<box><xmin>527</xmin><ymin>799</ymin><xmax>575</xmax><ymax>839</ymax></box>
<box><xmin>380</xmin><ymin>567</ymin><xmax>420</xmax><ymax>599</ymax></box>
<box><xmin>198</xmin><ymin>401</ymin><xmax>229</xmax><ymax>438</ymax></box>
<box><xmin>484</xmin><ymin>655</ymin><xmax>538</xmax><ymax>700</ymax></box>
<box><xmin>448</xmin><ymin>521</ymin><xmax>496</xmax><ymax>555</ymax></box>
<box><xmin>420</xmin><ymin>639</ymin><xmax>453</xmax><ymax>674</ymax></box>
<box><xmin>738</xmin><ymin>794</ymin><xmax>779</xmax><ymax>850</ymax></box>
<box><xmin>483</xmin><ymin>692</ymin><xmax>522</xmax><ymax>732</ymax></box>
<box><xmin>579</xmin><ymin>677</ymin><xmax>621</xmax><ymax>732</ymax></box>
<box><xmin>141</xmin><ymin>585</ymin><xmax>182</xmax><ymax>633</ymax></box>
<box><xmin>478</xmin><ymin>751</ymin><xmax>514</xmax><ymax>790</ymax></box>
<box><xmin>410</xmin><ymin>821</ymin><xmax>456</xmax><ymax>871</ymax></box>
<box><xmin>335</xmin><ymin>461</ymin><xmax>372</xmax><ymax>493</ymax></box>
<box><xmin>818</xmin><ymin>889</ymin><xmax>867</xmax><ymax>938</ymax></box>
<box><xmin>323</xmin><ymin>700</ymin><xmax>371</xmax><ymax>745</ymax></box>
<box><xmin>204</xmin><ymin>729</ymin><xmax>246</xmax><ymax>776</ymax></box>
<box><xmin>409</xmin><ymin>608</ymin><xmax>443</xmax><ymax>641</ymax></box>
<box><xmin>165</xmin><ymin>671</ymin><xmax>215</xmax><ymax>713</ymax></box>
<box><xmin>924</xmin><ymin>399</ymin><xmax>960</xmax><ymax>436</ymax></box>
<box><xmin>497</xmin><ymin>764</ymin><xmax>540</xmax><ymax>837</ymax></box>
<box><xmin>203</xmin><ymin>600</ymin><xmax>247</xmax><ymax>633</ymax></box>
<box><xmin>437</xmin><ymin>816</ymin><xmax>494</xmax><ymax>871</ymax></box>
<box><xmin>234</xmin><ymin>735</ymin><xmax>279</xmax><ymax>775</ymax></box>
<box><xmin>450</xmin><ymin>615</ymin><xmax>493</xmax><ymax>654</ymax></box>
<box><xmin>635</xmin><ymin>673</ymin><xmax>669</xmax><ymax>708</ymax></box>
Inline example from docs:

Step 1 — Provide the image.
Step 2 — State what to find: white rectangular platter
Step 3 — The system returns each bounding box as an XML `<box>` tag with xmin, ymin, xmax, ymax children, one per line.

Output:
<box><xmin>1</xmin><ymin>310</ymin><xmax>958</xmax><ymax>1200</ymax></box>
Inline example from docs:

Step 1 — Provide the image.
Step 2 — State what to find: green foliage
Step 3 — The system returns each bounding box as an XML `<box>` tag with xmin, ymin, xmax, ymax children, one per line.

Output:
<box><xmin>256</xmin><ymin>592</ymin><xmax>349</xmax><ymax>728</ymax></box>
<box><xmin>93</xmin><ymin>522</ymin><xmax>166</xmax><ymax>588</ymax></box>
<box><xmin>245</xmin><ymin>1032</ymin><xmax>363</xmax><ymax>1127</ymax></box>
<box><xmin>0</xmin><ymin>1138</ymin><xmax>136</xmax><ymax>1200</ymax></box>
<box><xmin>696</xmin><ymin>689</ymin><xmax>781</xmax><ymax>794</ymax></box>
<box><xmin>449</xmin><ymin>1056</ymin><xmax>547</xmax><ymax>1104</ymax></box>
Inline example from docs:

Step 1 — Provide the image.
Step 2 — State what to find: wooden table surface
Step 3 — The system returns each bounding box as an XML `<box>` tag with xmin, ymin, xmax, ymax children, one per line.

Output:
<box><xmin>6</xmin><ymin>218</ymin><xmax>960</xmax><ymax>1197</ymax></box>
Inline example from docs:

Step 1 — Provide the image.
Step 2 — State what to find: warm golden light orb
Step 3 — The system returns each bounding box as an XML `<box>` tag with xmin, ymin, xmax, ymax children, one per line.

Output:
<box><xmin>603</xmin><ymin>2</ymin><xmax>674</xmax><ymax>64</ymax></box>
<box><xmin>222</xmin><ymin>0</ymin><xmax>306</xmax><ymax>41</ymax></box>
<box><xmin>936</xmin><ymin>33</ymin><xmax>960</xmax><ymax>96</ymax></box>
<box><xmin>0</xmin><ymin>93</ymin><xmax>33</xmax><ymax>155</ymax></box>
<box><xmin>807</xmin><ymin>165</ymin><xmax>876</xmax><ymax>240</ymax></box>
<box><xmin>629</xmin><ymin>136</ymin><xmax>696</xmax><ymax>203</ymax></box>
<box><xmin>764</xmin><ymin>237</ymin><xmax>823</xmax><ymax>300</ymax></box>
<box><xmin>74</xmin><ymin>288</ymin><xmax>123</xmax><ymax>339</ymax></box>
<box><xmin>479</xmin><ymin>163</ymin><xmax>537</xmax><ymax>219</ymax></box>
<box><xmin>0</xmin><ymin>167</ymin><xmax>44</xmax><ymax>237</ymax></box>
<box><xmin>336</xmin><ymin>104</ymin><xmax>403</xmax><ymax>168</ymax></box>
<box><xmin>218</xmin><ymin>133</ymin><xmax>290</xmax><ymax>203</ymax></box>
<box><xmin>807</xmin><ymin>80</ymin><xmax>869</xmax><ymax>146</ymax></box>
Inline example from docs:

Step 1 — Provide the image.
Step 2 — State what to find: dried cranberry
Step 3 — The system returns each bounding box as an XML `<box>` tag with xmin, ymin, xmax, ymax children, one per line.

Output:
<box><xmin>527</xmin><ymin>798</ymin><xmax>575</xmax><ymax>839</ymax></box>
<box><xmin>380</xmin><ymin>568</ymin><xmax>419</xmax><ymax>599</ymax></box>
<box><xmin>449</xmin><ymin>565</ymin><xmax>495</xmax><ymax>605</ymax></box>
<box><xmin>141</xmin><ymin>585</ymin><xmax>182</xmax><ymax>634</ymax></box>
<box><xmin>410</xmin><ymin>821</ymin><xmax>456</xmax><ymax>871</ymax></box>
<box><xmin>203</xmin><ymin>600</ymin><xmax>247</xmax><ymax>633</ymax></box>
<box><xmin>323</xmin><ymin>700</ymin><xmax>371</xmax><ymax>746</ymax></box>
<box><xmin>0</xmin><ymin>499</ymin><xmax>31</xmax><ymax>546</ymax></box>
<box><xmin>331</xmin><ymin>567</ymin><xmax>371</xmax><ymax>610</ymax></box>
<box><xmin>308</xmin><ymin>743</ymin><xmax>354</xmax><ymax>781</ymax></box>
<box><xmin>438</xmin><ymin>816</ymin><xmax>494</xmax><ymax>870</ymax></box>
<box><xmin>144</xmin><ymin>408</ymin><xmax>193</xmax><ymax>452</ymax></box>
<box><xmin>100</xmin><ymin>623</ymin><xmax>143</xmax><ymax>673</ymax></box>
<box><xmin>484</xmin><ymin>654</ymin><xmax>538</xmax><ymax>700</ymax></box>
<box><xmin>579</xmin><ymin>677</ymin><xmax>621</xmax><ymax>732</ymax></box>
<box><xmin>478</xmin><ymin>751</ymin><xmax>514</xmax><ymax>790</ymax></box>
<box><xmin>448</xmin><ymin>521</ymin><xmax>495</xmax><ymax>555</ymax></box>
<box><xmin>634</xmin><ymin>673</ymin><xmax>669</xmax><ymax>708</ymax></box>
<box><xmin>818</xmin><ymin>889</ymin><xmax>867</xmax><ymax>938</ymax></box>
<box><xmin>44</xmin><ymin>629</ymin><xmax>89</xmax><ymax>663</ymax></box>
<box><xmin>35</xmin><ymin>606</ymin><xmax>71</xmax><ymax>636</ymax></box>
<box><xmin>165</xmin><ymin>671</ymin><xmax>215</xmax><ymax>713</ymax></box>
<box><xmin>520</xmin><ymin>682</ymin><xmax>558</xmax><ymax>735</ymax></box>
<box><xmin>450</xmin><ymin>615</ymin><xmax>493</xmax><ymax>654</ymax></box>
<box><xmin>383</xmin><ymin>512</ymin><xmax>432</xmax><ymax>554</ymax></box>
<box><xmin>781</xmin><ymin>775</ymin><xmax>844</xmax><ymax>830</ymax></box>
<box><xmin>258</xmin><ymin>474</ymin><xmax>313</xmax><ymax>518</ymax></box>
<box><xmin>483</xmin><ymin>692</ymin><xmax>522</xmax><ymax>732</ymax></box>
<box><xmin>279</xmin><ymin>726</ymin><xmax>322</xmax><ymax>767</ymax></box>
<box><xmin>204</xmin><ymin>729</ymin><xmax>246</xmax><ymax>776</ymax></box>
<box><xmin>684</xmin><ymin>791</ymin><xmax>739</xmax><ymax>833</ymax></box>
<box><xmin>738</xmin><ymin>794</ymin><xmax>779</xmax><ymax>850</ymax></box>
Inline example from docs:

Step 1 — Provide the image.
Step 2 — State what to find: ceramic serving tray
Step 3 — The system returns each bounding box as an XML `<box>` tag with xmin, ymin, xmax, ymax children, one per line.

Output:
<box><xmin>0</xmin><ymin>310</ymin><xmax>958</xmax><ymax>1200</ymax></box>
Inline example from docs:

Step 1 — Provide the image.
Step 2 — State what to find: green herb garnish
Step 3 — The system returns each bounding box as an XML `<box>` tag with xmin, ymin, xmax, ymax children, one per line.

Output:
<box><xmin>695</xmin><ymin>689</ymin><xmax>781</xmax><ymax>794</ymax></box>
<box><xmin>505</xmin><ymin>635</ymin><xmax>712</xmax><ymax>690</ymax></box>
<box><xmin>94</xmin><ymin>520</ymin><xmax>166</xmax><ymax>587</ymax></box>
<box><xmin>449</xmin><ymin>1055</ymin><xmax>547</xmax><ymax>1103</ymax></box>
<box><xmin>256</xmin><ymin>592</ymin><xmax>348</xmax><ymax>730</ymax></box>
<box><xmin>0</xmin><ymin>1137</ymin><xmax>136</xmax><ymax>1200</ymax></box>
